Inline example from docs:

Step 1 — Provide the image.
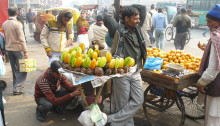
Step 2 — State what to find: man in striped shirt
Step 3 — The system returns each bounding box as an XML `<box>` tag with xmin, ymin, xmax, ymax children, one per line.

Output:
<box><xmin>34</xmin><ymin>60</ymin><xmax>81</xmax><ymax>122</ymax></box>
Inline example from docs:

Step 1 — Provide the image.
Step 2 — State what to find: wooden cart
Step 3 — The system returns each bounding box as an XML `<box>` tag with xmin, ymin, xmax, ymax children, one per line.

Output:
<box><xmin>141</xmin><ymin>70</ymin><xmax>204</xmax><ymax>126</ymax></box>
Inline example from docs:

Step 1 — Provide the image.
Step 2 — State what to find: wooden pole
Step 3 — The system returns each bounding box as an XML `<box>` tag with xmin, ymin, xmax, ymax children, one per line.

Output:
<box><xmin>114</xmin><ymin>0</ymin><xmax>120</xmax><ymax>22</ymax></box>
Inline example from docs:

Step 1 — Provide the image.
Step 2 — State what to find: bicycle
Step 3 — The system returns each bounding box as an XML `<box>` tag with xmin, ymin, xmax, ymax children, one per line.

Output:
<box><xmin>165</xmin><ymin>26</ymin><xmax>191</xmax><ymax>44</ymax></box>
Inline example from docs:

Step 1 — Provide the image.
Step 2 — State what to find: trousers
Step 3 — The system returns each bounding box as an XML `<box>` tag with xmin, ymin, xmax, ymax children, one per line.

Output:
<box><xmin>108</xmin><ymin>71</ymin><xmax>144</xmax><ymax>126</ymax></box>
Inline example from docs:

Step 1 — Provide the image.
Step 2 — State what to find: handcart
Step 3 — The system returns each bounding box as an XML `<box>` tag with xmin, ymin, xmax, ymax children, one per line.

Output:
<box><xmin>141</xmin><ymin>70</ymin><xmax>204</xmax><ymax>126</ymax></box>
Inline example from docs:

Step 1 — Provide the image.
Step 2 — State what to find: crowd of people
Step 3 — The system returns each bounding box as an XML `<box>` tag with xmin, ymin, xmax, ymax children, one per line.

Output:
<box><xmin>1</xmin><ymin>3</ymin><xmax>220</xmax><ymax>126</ymax></box>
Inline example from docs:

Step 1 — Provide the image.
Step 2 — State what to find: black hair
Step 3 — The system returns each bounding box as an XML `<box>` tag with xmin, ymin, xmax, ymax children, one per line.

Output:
<box><xmin>158</xmin><ymin>8</ymin><xmax>163</xmax><ymax>13</ymax></box>
<box><xmin>46</xmin><ymin>10</ymin><xmax>49</xmax><ymax>13</ymax></box>
<box><xmin>8</xmin><ymin>7</ymin><xmax>18</xmax><ymax>16</ymax></box>
<box><xmin>151</xmin><ymin>4</ymin><xmax>155</xmax><ymax>9</ymax></box>
<box><xmin>50</xmin><ymin>60</ymin><xmax>62</xmax><ymax>73</ymax></box>
<box><xmin>181</xmin><ymin>8</ymin><xmax>187</xmax><ymax>13</ymax></box>
<box><xmin>121</xmin><ymin>6</ymin><xmax>139</xmax><ymax>22</ymax></box>
<box><xmin>64</xmin><ymin>12</ymin><xmax>73</xmax><ymax>19</ymax></box>
<box><xmin>18</xmin><ymin>8</ymin><xmax>21</xmax><ymax>10</ymax></box>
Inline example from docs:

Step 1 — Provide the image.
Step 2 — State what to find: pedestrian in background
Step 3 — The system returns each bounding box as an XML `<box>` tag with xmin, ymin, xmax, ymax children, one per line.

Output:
<box><xmin>2</xmin><ymin>7</ymin><xmax>28</xmax><ymax>95</ymax></box>
<box><xmin>76</xmin><ymin>10</ymin><xmax>90</xmax><ymax>49</ymax></box>
<box><xmin>88</xmin><ymin>15</ymin><xmax>108</xmax><ymax>49</ymax></box>
<box><xmin>17</xmin><ymin>8</ymin><xmax>26</xmax><ymax>35</ymax></box>
<box><xmin>173</xmin><ymin>8</ymin><xmax>191</xmax><ymax>50</ymax></box>
<box><xmin>40</xmin><ymin>9</ymin><xmax>74</xmax><ymax>65</ymax></box>
<box><xmin>141</xmin><ymin>11</ymin><xmax>151</xmax><ymax>47</ymax></box>
<box><xmin>196</xmin><ymin>4</ymin><xmax>220</xmax><ymax>126</ymax></box>
<box><xmin>26</xmin><ymin>8</ymin><xmax>35</xmax><ymax>36</ymax></box>
<box><xmin>152</xmin><ymin>8</ymin><xmax>167</xmax><ymax>50</ymax></box>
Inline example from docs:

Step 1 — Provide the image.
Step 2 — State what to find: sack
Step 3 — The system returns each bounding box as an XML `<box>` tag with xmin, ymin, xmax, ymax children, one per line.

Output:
<box><xmin>19</xmin><ymin>58</ymin><xmax>36</xmax><ymax>72</ymax></box>
<box><xmin>0</xmin><ymin>56</ymin><xmax>5</xmax><ymax>76</ymax></box>
<box><xmin>144</xmin><ymin>57</ymin><xmax>163</xmax><ymax>70</ymax></box>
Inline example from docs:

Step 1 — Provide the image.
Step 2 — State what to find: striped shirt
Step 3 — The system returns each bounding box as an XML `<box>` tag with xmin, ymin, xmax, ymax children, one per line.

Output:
<box><xmin>34</xmin><ymin>68</ymin><xmax>76</xmax><ymax>105</ymax></box>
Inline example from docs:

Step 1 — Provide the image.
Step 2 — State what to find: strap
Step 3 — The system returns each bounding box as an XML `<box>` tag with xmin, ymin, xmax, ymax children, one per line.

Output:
<box><xmin>114</xmin><ymin>26</ymin><xmax>125</xmax><ymax>57</ymax></box>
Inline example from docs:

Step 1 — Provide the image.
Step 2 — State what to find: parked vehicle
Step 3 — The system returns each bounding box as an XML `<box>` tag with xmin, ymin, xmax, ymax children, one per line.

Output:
<box><xmin>186</xmin><ymin>0</ymin><xmax>219</xmax><ymax>27</ymax></box>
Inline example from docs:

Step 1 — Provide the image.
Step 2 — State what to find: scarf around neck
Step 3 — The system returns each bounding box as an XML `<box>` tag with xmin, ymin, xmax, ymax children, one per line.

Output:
<box><xmin>198</xmin><ymin>27</ymin><xmax>220</xmax><ymax>75</ymax></box>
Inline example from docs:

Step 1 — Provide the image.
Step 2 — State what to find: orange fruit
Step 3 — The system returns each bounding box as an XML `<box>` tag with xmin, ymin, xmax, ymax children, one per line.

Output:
<box><xmin>176</xmin><ymin>53</ymin><xmax>181</xmax><ymax>57</ymax></box>
<box><xmin>172</xmin><ymin>56</ymin><xmax>177</xmax><ymax>60</ymax></box>
<box><xmin>163</xmin><ymin>58</ymin><xmax>168</xmax><ymax>62</ymax></box>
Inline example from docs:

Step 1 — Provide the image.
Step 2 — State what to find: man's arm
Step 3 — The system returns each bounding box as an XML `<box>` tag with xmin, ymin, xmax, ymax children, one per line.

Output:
<box><xmin>187</xmin><ymin>15</ymin><xmax>192</xmax><ymax>28</ymax></box>
<box><xmin>173</xmin><ymin>15</ymin><xmax>178</xmax><ymax>27</ymax></box>
<box><xmin>16</xmin><ymin>23</ymin><xmax>28</xmax><ymax>58</ymax></box>
<box><xmin>40</xmin><ymin>22</ymin><xmax>51</xmax><ymax>53</ymax></box>
<box><xmin>60</xmin><ymin>75</ymin><xmax>76</xmax><ymax>92</ymax></box>
<box><xmin>103</xmin><ymin>15</ymin><xmax>119</xmax><ymax>38</ymax></box>
<box><xmin>164</xmin><ymin>16</ymin><xmax>168</xmax><ymax>28</ymax></box>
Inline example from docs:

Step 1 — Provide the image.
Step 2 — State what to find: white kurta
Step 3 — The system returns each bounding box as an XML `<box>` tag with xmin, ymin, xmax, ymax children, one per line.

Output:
<box><xmin>197</xmin><ymin>43</ymin><xmax>220</xmax><ymax>126</ymax></box>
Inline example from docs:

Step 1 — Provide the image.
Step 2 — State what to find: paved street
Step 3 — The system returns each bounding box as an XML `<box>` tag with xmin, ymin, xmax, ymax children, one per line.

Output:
<box><xmin>2</xmin><ymin>25</ymin><xmax>208</xmax><ymax>126</ymax></box>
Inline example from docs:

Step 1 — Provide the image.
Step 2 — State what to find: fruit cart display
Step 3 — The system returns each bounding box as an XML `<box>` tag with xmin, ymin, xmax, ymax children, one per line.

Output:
<box><xmin>141</xmin><ymin>48</ymin><xmax>205</xmax><ymax>126</ymax></box>
<box><xmin>60</xmin><ymin>44</ymin><xmax>135</xmax><ymax>111</ymax></box>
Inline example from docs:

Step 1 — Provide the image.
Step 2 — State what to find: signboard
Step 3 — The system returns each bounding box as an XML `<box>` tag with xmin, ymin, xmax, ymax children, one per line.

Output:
<box><xmin>0</xmin><ymin>0</ymin><xmax>8</xmax><ymax>31</ymax></box>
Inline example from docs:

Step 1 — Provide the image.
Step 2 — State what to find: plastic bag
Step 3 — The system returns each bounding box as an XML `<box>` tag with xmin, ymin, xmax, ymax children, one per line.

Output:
<box><xmin>78</xmin><ymin>110</ymin><xmax>94</xmax><ymax>126</ymax></box>
<box><xmin>0</xmin><ymin>56</ymin><xmax>5</xmax><ymax>76</ymax></box>
<box><xmin>144</xmin><ymin>57</ymin><xmax>163</xmax><ymax>70</ymax></box>
<box><xmin>90</xmin><ymin>104</ymin><xmax>102</xmax><ymax>123</ymax></box>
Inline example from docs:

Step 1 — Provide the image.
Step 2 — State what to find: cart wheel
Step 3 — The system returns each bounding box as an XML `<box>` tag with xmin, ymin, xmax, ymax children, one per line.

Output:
<box><xmin>0</xmin><ymin>80</ymin><xmax>7</xmax><ymax>90</ymax></box>
<box><xmin>185</xmin><ymin>30</ymin><xmax>191</xmax><ymax>44</ymax></box>
<box><xmin>165</xmin><ymin>27</ymin><xmax>173</xmax><ymax>41</ymax></box>
<box><xmin>143</xmin><ymin>85</ymin><xmax>185</xmax><ymax>126</ymax></box>
<box><xmin>180</xmin><ymin>87</ymin><xmax>204</xmax><ymax>119</ymax></box>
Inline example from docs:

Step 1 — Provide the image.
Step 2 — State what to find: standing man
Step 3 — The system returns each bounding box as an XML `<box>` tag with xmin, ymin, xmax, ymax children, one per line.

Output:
<box><xmin>26</xmin><ymin>8</ymin><xmax>35</xmax><ymax>36</ymax></box>
<box><xmin>40</xmin><ymin>9</ymin><xmax>74</xmax><ymax>65</ymax></box>
<box><xmin>17</xmin><ymin>8</ymin><xmax>27</xmax><ymax>42</ymax></box>
<box><xmin>103</xmin><ymin>5</ymin><xmax>146</xmax><ymax>126</ymax></box>
<box><xmin>2</xmin><ymin>7</ymin><xmax>28</xmax><ymax>95</ymax></box>
<box><xmin>17</xmin><ymin>8</ymin><xmax>26</xmax><ymax>34</ymax></box>
<box><xmin>196</xmin><ymin>4</ymin><xmax>220</xmax><ymax>126</ymax></box>
<box><xmin>173</xmin><ymin>8</ymin><xmax>191</xmax><ymax>50</ymax></box>
<box><xmin>141</xmin><ymin>11</ymin><xmax>151</xmax><ymax>47</ymax></box>
<box><xmin>152</xmin><ymin>8</ymin><xmax>167</xmax><ymax>50</ymax></box>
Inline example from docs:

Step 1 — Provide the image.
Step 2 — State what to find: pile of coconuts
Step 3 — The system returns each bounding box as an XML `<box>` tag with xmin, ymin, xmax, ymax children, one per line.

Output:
<box><xmin>63</xmin><ymin>63</ymin><xmax>130</xmax><ymax>76</ymax></box>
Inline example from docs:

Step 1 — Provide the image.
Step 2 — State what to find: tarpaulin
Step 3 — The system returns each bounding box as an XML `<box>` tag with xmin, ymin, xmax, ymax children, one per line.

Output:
<box><xmin>0</xmin><ymin>0</ymin><xmax>8</xmax><ymax>31</ymax></box>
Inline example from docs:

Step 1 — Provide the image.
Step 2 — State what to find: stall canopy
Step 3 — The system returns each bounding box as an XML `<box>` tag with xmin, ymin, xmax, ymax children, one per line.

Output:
<box><xmin>80</xmin><ymin>5</ymin><xmax>98</xmax><ymax>10</ymax></box>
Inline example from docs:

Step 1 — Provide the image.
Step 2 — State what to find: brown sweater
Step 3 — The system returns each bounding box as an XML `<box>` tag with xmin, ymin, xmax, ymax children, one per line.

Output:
<box><xmin>2</xmin><ymin>18</ymin><xmax>27</xmax><ymax>52</ymax></box>
<box><xmin>34</xmin><ymin>68</ymin><xmax>76</xmax><ymax>105</ymax></box>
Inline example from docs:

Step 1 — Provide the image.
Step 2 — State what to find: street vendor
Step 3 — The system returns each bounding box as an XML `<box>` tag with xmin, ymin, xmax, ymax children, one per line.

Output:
<box><xmin>40</xmin><ymin>9</ymin><xmax>74</xmax><ymax>65</ymax></box>
<box><xmin>196</xmin><ymin>4</ymin><xmax>220</xmax><ymax>126</ymax></box>
<box><xmin>103</xmin><ymin>5</ymin><xmax>146</xmax><ymax>126</ymax></box>
<box><xmin>34</xmin><ymin>60</ymin><xmax>81</xmax><ymax>122</ymax></box>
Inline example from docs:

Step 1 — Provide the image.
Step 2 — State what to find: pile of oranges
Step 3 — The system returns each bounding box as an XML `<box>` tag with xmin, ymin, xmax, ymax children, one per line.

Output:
<box><xmin>146</xmin><ymin>48</ymin><xmax>201</xmax><ymax>72</ymax></box>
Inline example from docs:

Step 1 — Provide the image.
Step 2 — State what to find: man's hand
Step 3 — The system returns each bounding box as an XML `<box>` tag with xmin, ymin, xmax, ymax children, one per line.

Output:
<box><xmin>47</xmin><ymin>51</ymin><xmax>53</xmax><ymax>58</ymax></box>
<box><xmin>70</xmin><ymin>88</ymin><xmax>81</xmax><ymax>97</ymax></box>
<box><xmin>66</xmin><ymin>39</ymin><xmax>74</xmax><ymax>47</ymax></box>
<box><xmin>195</xmin><ymin>83</ymin><xmax>206</xmax><ymax>94</ymax></box>
<box><xmin>24</xmin><ymin>51</ymin><xmax>28</xmax><ymax>59</ymax></box>
<box><xmin>198</xmin><ymin>42</ymin><xmax>206</xmax><ymax>51</ymax></box>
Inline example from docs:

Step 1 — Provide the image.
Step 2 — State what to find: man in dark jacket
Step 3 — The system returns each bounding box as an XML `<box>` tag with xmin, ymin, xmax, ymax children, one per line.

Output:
<box><xmin>173</xmin><ymin>8</ymin><xmax>191</xmax><ymax>50</ymax></box>
<box><xmin>34</xmin><ymin>60</ymin><xmax>81</xmax><ymax>122</ymax></box>
<box><xmin>103</xmin><ymin>5</ymin><xmax>146</xmax><ymax>126</ymax></box>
